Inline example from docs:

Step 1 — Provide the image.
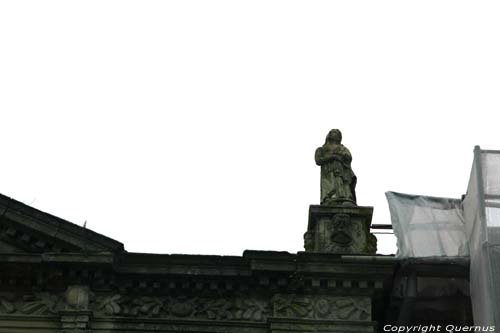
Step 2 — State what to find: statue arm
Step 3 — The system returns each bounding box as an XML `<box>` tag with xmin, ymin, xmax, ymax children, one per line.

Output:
<box><xmin>315</xmin><ymin>147</ymin><xmax>341</xmax><ymax>165</ymax></box>
<box><xmin>315</xmin><ymin>147</ymin><xmax>330</xmax><ymax>165</ymax></box>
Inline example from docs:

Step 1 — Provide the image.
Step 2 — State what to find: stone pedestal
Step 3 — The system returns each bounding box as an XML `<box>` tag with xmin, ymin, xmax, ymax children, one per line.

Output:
<box><xmin>304</xmin><ymin>205</ymin><xmax>376</xmax><ymax>254</ymax></box>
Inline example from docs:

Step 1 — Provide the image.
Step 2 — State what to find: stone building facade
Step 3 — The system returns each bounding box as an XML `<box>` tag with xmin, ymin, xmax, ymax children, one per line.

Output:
<box><xmin>0</xmin><ymin>130</ymin><xmax>473</xmax><ymax>332</ymax></box>
<box><xmin>0</xmin><ymin>191</ymin><xmax>398</xmax><ymax>332</ymax></box>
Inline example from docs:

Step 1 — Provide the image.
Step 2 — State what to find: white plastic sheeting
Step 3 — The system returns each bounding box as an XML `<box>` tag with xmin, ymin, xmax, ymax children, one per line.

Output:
<box><xmin>385</xmin><ymin>147</ymin><xmax>500</xmax><ymax>325</ymax></box>
<box><xmin>386</xmin><ymin>191</ymin><xmax>468</xmax><ymax>258</ymax></box>
<box><xmin>464</xmin><ymin>148</ymin><xmax>500</xmax><ymax>326</ymax></box>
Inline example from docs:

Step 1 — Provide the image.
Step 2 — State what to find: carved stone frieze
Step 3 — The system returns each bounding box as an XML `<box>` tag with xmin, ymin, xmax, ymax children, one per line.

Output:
<box><xmin>0</xmin><ymin>285</ymin><xmax>91</xmax><ymax>316</ymax></box>
<box><xmin>271</xmin><ymin>294</ymin><xmax>371</xmax><ymax>321</ymax></box>
<box><xmin>1</xmin><ymin>291</ymin><xmax>371</xmax><ymax>323</ymax></box>
<box><xmin>0</xmin><ymin>297</ymin><xmax>15</xmax><ymax>314</ymax></box>
<box><xmin>20</xmin><ymin>293</ymin><xmax>61</xmax><ymax>315</ymax></box>
<box><xmin>0</xmin><ymin>292</ymin><xmax>63</xmax><ymax>315</ymax></box>
<box><xmin>93</xmin><ymin>294</ymin><xmax>270</xmax><ymax>322</ymax></box>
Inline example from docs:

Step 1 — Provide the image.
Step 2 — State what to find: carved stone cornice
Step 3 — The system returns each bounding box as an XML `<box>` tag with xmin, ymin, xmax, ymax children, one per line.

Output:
<box><xmin>0</xmin><ymin>193</ymin><xmax>124</xmax><ymax>253</ymax></box>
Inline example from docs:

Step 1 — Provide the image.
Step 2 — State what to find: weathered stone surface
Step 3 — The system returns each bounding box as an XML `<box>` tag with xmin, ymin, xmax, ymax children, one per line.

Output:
<box><xmin>60</xmin><ymin>310</ymin><xmax>92</xmax><ymax>333</ymax></box>
<box><xmin>0</xmin><ymin>248</ymin><xmax>396</xmax><ymax>332</ymax></box>
<box><xmin>315</xmin><ymin>129</ymin><xmax>357</xmax><ymax>206</ymax></box>
<box><xmin>272</xmin><ymin>294</ymin><xmax>371</xmax><ymax>321</ymax></box>
<box><xmin>0</xmin><ymin>293</ymin><xmax>63</xmax><ymax>316</ymax></box>
<box><xmin>64</xmin><ymin>286</ymin><xmax>90</xmax><ymax>311</ymax></box>
<box><xmin>305</xmin><ymin>205</ymin><xmax>377</xmax><ymax>254</ymax></box>
<box><xmin>0</xmin><ymin>193</ymin><xmax>124</xmax><ymax>254</ymax></box>
<box><xmin>0</xmin><ymin>125</ymin><xmax>478</xmax><ymax>333</ymax></box>
<box><xmin>308</xmin><ymin>130</ymin><xmax>377</xmax><ymax>254</ymax></box>
<box><xmin>93</xmin><ymin>294</ymin><xmax>270</xmax><ymax>321</ymax></box>
<box><xmin>0</xmin><ymin>187</ymin><xmax>472</xmax><ymax>332</ymax></box>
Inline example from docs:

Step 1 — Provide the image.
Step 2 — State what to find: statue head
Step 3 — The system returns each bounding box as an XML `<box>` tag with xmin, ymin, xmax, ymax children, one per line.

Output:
<box><xmin>325</xmin><ymin>129</ymin><xmax>342</xmax><ymax>144</ymax></box>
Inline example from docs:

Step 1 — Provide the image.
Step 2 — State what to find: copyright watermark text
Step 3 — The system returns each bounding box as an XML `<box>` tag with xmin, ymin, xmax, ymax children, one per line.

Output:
<box><xmin>383</xmin><ymin>325</ymin><xmax>495</xmax><ymax>333</ymax></box>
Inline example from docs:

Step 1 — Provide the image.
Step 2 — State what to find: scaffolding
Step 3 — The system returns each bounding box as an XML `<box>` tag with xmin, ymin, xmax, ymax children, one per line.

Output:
<box><xmin>464</xmin><ymin>147</ymin><xmax>500</xmax><ymax>326</ymax></box>
<box><xmin>386</xmin><ymin>146</ymin><xmax>500</xmax><ymax>326</ymax></box>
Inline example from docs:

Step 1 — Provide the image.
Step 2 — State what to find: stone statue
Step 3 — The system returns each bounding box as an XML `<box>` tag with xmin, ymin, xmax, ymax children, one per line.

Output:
<box><xmin>315</xmin><ymin>129</ymin><xmax>357</xmax><ymax>206</ymax></box>
<box><xmin>306</xmin><ymin>129</ymin><xmax>376</xmax><ymax>254</ymax></box>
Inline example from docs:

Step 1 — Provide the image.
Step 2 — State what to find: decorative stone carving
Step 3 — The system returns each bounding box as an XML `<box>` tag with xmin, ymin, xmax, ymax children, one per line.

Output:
<box><xmin>64</xmin><ymin>285</ymin><xmax>90</xmax><ymax>310</ymax></box>
<box><xmin>97</xmin><ymin>294</ymin><xmax>126</xmax><ymax>316</ymax></box>
<box><xmin>272</xmin><ymin>295</ymin><xmax>371</xmax><ymax>321</ymax></box>
<box><xmin>20</xmin><ymin>293</ymin><xmax>61</xmax><ymax>315</ymax></box>
<box><xmin>60</xmin><ymin>286</ymin><xmax>93</xmax><ymax>333</ymax></box>
<box><xmin>93</xmin><ymin>294</ymin><xmax>270</xmax><ymax>322</ymax></box>
<box><xmin>198</xmin><ymin>297</ymin><xmax>269</xmax><ymax>321</ymax></box>
<box><xmin>325</xmin><ymin>212</ymin><xmax>375</xmax><ymax>253</ymax></box>
<box><xmin>96</xmin><ymin>295</ymin><xmax>164</xmax><ymax>317</ymax></box>
<box><xmin>0</xmin><ymin>288</ymin><xmax>88</xmax><ymax>316</ymax></box>
<box><xmin>1</xmin><ymin>292</ymin><xmax>372</xmax><ymax>329</ymax></box>
<box><xmin>303</xmin><ymin>231</ymin><xmax>314</xmax><ymax>252</ymax></box>
<box><xmin>168</xmin><ymin>296</ymin><xmax>196</xmax><ymax>317</ymax></box>
<box><xmin>0</xmin><ymin>298</ymin><xmax>15</xmax><ymax>314</ymax></box>
<box><xmin>305</xmin><ymin>205</ymin><xmax>377</xmax><ymax>254</ymax></box>
<box><xmin>272</xmin><ymin>294</ymin><xmax>312</xmax><ymax>318</ymax></box>
<box><xmin>315</xmin><ymin>129</ymin><xmax>357</xmax><ymax>206</ymax></box>
<box><xmin>329</xmin><ymin>213</ymin><xmax>355</xmax><ymax>249</ymax></box>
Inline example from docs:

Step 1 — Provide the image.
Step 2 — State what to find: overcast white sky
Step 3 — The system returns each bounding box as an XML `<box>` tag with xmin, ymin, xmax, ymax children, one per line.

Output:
<box><xmin>1</xmin><ymin>1</ymin><xmax>499</xmax><ymax>255</ymax></box>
